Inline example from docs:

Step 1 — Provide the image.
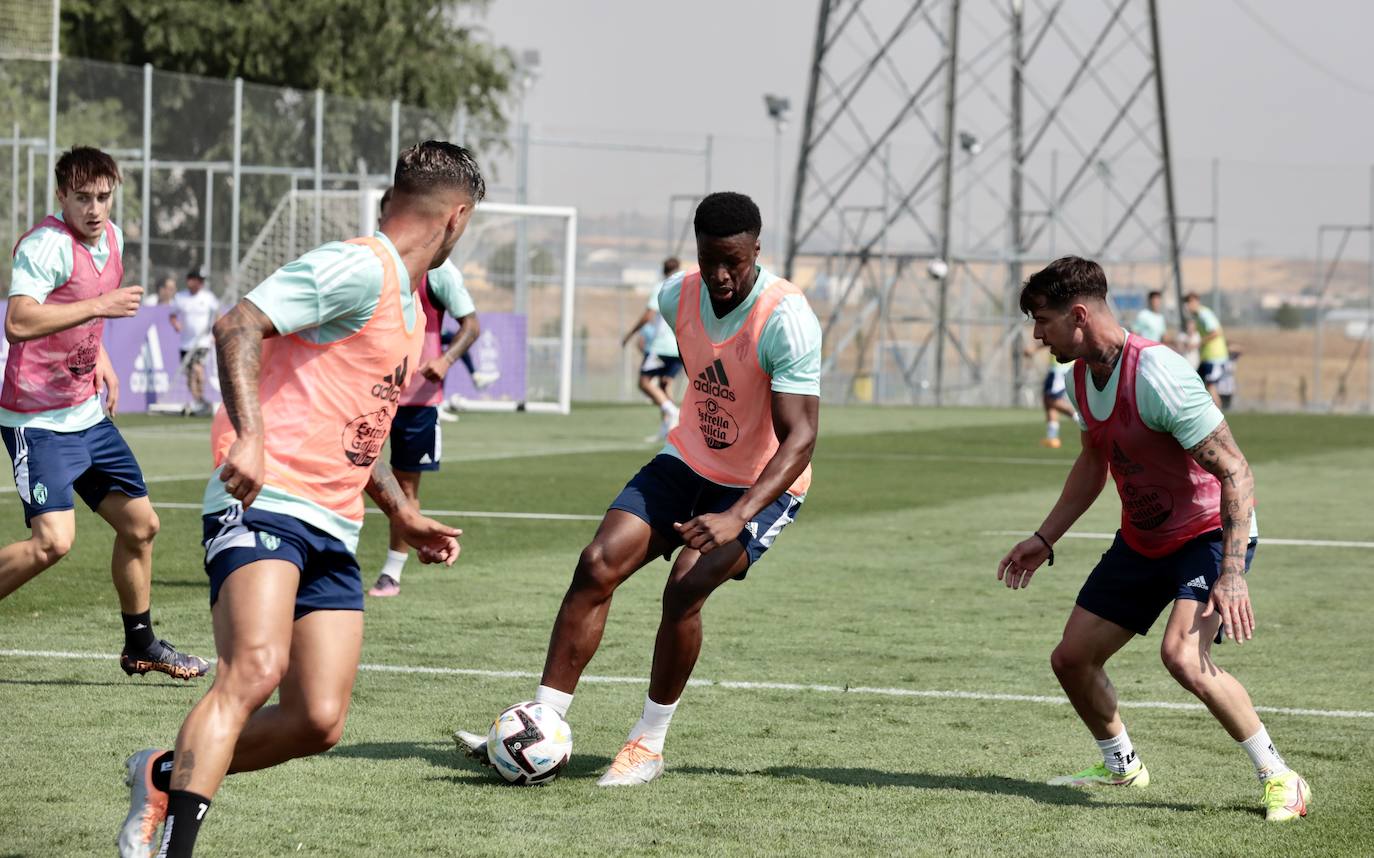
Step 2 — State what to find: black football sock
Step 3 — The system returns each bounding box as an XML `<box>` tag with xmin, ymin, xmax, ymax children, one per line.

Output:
<box><xmin>151</xmin><ymin>751</ymin><xmax>175</xmax><ymax>793</ymax></box>
<box><xmin>461</xmin><ymin>353</ymin><xmax>477</xmax><ymax>375</ymax></box>
<box><xmin>160</xmin><ymin>790</ymin><xmax>212</xmax><ymax>858</ymax></box>
<box><xmin>122</xmin><ymin>610</ymin><xmax>156</xmax><ymax>652</ymax></box>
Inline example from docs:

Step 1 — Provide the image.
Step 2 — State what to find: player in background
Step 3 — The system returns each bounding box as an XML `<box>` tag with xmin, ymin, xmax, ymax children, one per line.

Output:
<box><xmin>457</xmin><ymin>192</ymin><xmax>821</xmax><ymax>787</ymax></box>
<box><xmin>1186</xmin><ymin>292</ymin><xmax>1229</xmax><ymax>407</ymax></box>
<box><xmin>1024</xmin><ymin>340</ymin><xmax>1077</xmax><ymax>449</ymax></box>
<box><xmin>169</xmin><ymin>265</ymin><xmax>221</xmax><ymax>416</ymax></box>
<box><xmin>117</xmin><ymin>142</ymin><xmax>476</xmax><ymax>858</ymax></box>
<box><xmin>1131</xmin><ymin>290</ymin><xmax>1167</xmax><ymax>342</ymax></box>
<box><xmin>621</xmin><ymin>257</ymin><xmax>684</xmax><ymax>441</ymax></box>
<box><xmin>998</xmin><ymin>257</ymin><xmax>1310</xmax><ymax>822</ymax></box>
<box><xmin>0</xmin><ymin>146</ymin><xmax>208</xmax><ymax>682</ymax></box>
<box><xmin>369</xmin><ymin>186</ymin><xmax>481</xmax><ymax>598</ymax></box>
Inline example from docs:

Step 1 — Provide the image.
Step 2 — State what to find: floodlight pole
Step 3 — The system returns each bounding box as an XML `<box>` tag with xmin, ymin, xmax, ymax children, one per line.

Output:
<box><xmin>1008</xmin><ymin>0</ymin><xmax>1025</xmax><ymax>407</ymax></box>
<box><xmin>1148</xmin><ymin>0</ymin><xmax>1186</xmax><ymax>329</ymax></box>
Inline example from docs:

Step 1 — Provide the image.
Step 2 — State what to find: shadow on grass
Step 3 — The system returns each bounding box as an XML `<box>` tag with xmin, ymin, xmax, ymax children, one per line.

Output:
<box><xmin>675</xmin><ymin>765</ymin><xmax>1214</xmax><ymax>813</ymax></box>
<box><xmin>328</xmin><ymin>740</ymin><xmax>612</xmax><ymax>787</ymax></box>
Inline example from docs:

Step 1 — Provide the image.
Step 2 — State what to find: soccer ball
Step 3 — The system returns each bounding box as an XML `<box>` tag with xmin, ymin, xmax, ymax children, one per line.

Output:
<box><xmin>486</xmin><ymin>701</ymin><xmax>572</xmax><ymax>785</ymax></box>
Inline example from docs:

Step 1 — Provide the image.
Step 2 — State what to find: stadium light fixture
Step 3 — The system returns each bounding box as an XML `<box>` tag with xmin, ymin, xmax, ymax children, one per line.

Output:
<box><xmin>764</xmin><ymin>94</ymin><xmax>791</xmax><ymax>129</ymax></box>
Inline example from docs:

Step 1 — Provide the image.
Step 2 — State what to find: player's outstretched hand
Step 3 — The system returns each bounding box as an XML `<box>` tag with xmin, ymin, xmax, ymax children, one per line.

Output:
<box><xmin>1201</xmin><ymin>569</ymin><xmax>1254</xmax><ymax>644</ymax></box>
<box><xmin>96</xmin><ymin>350</ymin><xmax>120</xmax><ymax>418</ymax></box>
<box><xmin>96</xmin><ymin>285</ymin><xmax>144</xmax><ymax>318</ymax></box>
<box><xmin>674</xmin><ymin>510</ymin><xmax>746</xmax><ymax>554</ymax></box>
<box><xmin>219</xmin><ymin>434</ymin><xmax>265</xmax><ymax>508</ymax></box>
<box><xmin>419</xmin><ymin>355</ymin><xmax>452</xmax><ymax>383</ymax></box>
<box><xmin>998</xmin><ymin>536</ymin><xmax>1050</xmax><ymax>590</ymax></box>
<box><xmin>399</xmin><ymin>513</ymin><xmax>462</xmax><ymax>566</ymax></box>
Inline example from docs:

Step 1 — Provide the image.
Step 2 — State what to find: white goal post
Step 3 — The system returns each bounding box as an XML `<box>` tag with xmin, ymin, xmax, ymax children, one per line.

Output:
<box><xmin>238</xmin><ymin>189</ymin><xmax>578</xmax><ymax>414</ymax></box>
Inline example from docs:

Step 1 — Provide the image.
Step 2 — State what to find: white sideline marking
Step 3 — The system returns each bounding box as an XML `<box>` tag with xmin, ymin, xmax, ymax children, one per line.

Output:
<box><xmin>148</xmin><ymin>501</ymin><xmax>602</xmax><ymax>522</ymax></box>
<box><xmin>1</xmin><ymin>648</ymin><xmax>1369</xmax><ymax>721</ymax></box>
<box><xmin>986</xmin><ymin>530</ymin><xmax>1374</xmax><ymax>550</ymax></box>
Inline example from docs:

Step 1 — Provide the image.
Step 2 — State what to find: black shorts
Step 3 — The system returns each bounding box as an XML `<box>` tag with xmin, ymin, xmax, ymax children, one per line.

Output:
<box><xmin>608</xmin><ymin>454</ymin><xmax>801</xmax><ymax>579</ymax></box>
<box><xmin>389</xmin><ymin>405</ymin><xmax>441</xmax><ymax>472</ymax></box>
<box><xmin>1076</xmin><ymin>529</ymin><xmax>1257</xmax><ymax>636</ymax></box>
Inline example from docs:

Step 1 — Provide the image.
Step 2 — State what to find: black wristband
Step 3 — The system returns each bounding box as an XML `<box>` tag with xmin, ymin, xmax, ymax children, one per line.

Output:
<box><xmin>1033</xmin><ymin>531</ymin><xmax>1055</xmax><ymax>566</ymax></box>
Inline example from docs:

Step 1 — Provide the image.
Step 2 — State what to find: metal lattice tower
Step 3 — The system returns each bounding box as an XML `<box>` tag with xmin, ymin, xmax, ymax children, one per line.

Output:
<box><xmin>786</xmin><ymin>0</ymin><xmax>1183</xmax><ymax>406</ymax></box>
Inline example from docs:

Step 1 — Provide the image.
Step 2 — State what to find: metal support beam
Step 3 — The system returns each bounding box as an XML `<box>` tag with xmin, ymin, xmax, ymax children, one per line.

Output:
<box><xmin>934</xmin><ymin>0</ymin><xmax>961</xmax><ymax>405</ymax></box>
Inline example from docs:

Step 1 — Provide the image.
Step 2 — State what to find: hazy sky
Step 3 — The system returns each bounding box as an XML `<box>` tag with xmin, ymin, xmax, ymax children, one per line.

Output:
<box><xmin>474</xmin><ymin>0</ymin><xmax>1374</xmax><ymax>256</ymax></box>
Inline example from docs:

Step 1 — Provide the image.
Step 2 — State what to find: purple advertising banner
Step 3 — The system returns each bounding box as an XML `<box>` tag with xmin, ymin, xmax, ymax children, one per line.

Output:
<box><xmin>0</xmin><ymin>304</ymin><xmax>527</xmax><ymax>412</ymax></box>
<box><xmin>439</xmin><ymin>312</ymin><xmax>527</xmax><ymax>403</ymax></box>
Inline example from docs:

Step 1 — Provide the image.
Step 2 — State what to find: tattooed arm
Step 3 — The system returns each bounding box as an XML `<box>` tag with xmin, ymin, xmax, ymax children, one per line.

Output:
<box><xmin>213</xmin><ymin>301</ymin><xmax>277</xmax><ymax>508</ymax></box>
<box><xmin>1186</xmin><ymin>419</ymin><xmax>1256</xmax><ymax>642</ymax></box>
<box><xmin>366</xmin><ymin>459</ymin><xmax>463</xmax><ymax>566</ymax></box>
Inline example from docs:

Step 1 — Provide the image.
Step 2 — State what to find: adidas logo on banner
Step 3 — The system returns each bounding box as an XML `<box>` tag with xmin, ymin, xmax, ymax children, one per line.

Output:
<box><xmin>1184</xmin><ymin>575</ymin><xmax>1209</xmax><ymax>590</ymax></box>
<box><xmin>692</xmin><ymin>358</ymin><xmax>736</xmax><ymax>401</ymax></box>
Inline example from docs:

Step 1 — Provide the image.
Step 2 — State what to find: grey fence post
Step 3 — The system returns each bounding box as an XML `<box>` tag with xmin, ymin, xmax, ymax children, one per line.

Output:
<box><xmin>230</xmin><ymin>78</ymin><xmax>242</xmax><ymax>296</ymax></box>
<box><xmin>141</xmin><ymin>63</ymin><xmax>152</xmax><ymax>288</ymax></box>
<box><xmin>313</xmin><ymin>89</ymin><xmax>324</xmax><ymax>248</ymax></box>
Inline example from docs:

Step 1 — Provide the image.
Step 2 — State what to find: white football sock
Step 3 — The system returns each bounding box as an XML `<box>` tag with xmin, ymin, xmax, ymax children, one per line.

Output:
<box><xmin>379</xmin><ymin>549</ymin><xmax>407</xmax><ymax>583</ymax></box>
<box><xmin>1239</xmin><ymin>725</ymin><xmax>1291</xmax><ymax>781</ymax></box>
<box><xmin>1046</xmin><ymin>419</ymin><xmax>1060</xmax><ymax>440</ymax></box>
<box><xmin>627</xmin><ymin>695</ymin><xmax>678</xmax><ymax>755</ymax></box>
<box><xmin>534</xmin><ymin>685</ymin><xmax>573</xmax><ymax>719</ymax></box>
<box><xmin>660</xmin><ymin>401</ymin><xmax>678</xmax><ymax>417</ymax></box>
<box><xmin>1096</xmin><ymin>727</ymin><xmax>1139</xmax><ymax>774</ymax></box>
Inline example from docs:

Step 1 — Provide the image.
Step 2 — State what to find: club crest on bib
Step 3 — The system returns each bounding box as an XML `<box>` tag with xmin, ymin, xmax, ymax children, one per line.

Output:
<box><xmin>1122</xmin><ymin>483</ymin><xmax>1174</xmax><ymax>531</ymax></box>
<box><xmin>342</xmin><ymin>406</ymin><xmax>392</xmax><ymax>467</ymax></box>
<box><xmin>66</xmin><ymin>330</ymin><xmax>100</xmax><ymax>377</ymax></box>
<box><xmin>695</xmin><ymin>397</ymin><xmax>739</xmax><ymax>450</ymax></box>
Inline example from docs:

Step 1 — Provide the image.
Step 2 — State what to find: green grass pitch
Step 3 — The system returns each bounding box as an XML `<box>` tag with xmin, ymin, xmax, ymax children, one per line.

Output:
<box><xmin>1</xmin><ymin>405</ymin><xmax>1370</xmax><ymax>856</ymax></box>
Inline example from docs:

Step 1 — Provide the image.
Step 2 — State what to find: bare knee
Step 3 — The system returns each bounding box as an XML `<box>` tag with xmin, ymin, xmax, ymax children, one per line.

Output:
<box><xmin>119</xmin><ymin>508</ymin><xmax>160</xmax><ymax>547</ymax></box>
<box><xmin>217</xmin><ymin>647</ymin><xmax>289</xmax><ymax>713</ymax></box>
<box><xmin>661</xmin><ymin>576</ymin><xmax>707</xmax><ymax>622</ymax></box>
<box><xmin>1050</xmin><ymin>641</ymin><xmax>1093</xmax><ymax>680</ymax></box>
<box><xmin>1160</xmin><ymin>641</ymin><xmax>1209</xmax><ymax>693</ymax></box>
<box><xmin>290</xmin><ymin>697</ymin><xmax>349</xmax><ymax>754</ymax></box>
<box><xmin>31</xmin><ymin>528</ymin><xmax>73</xmax><ymax>568</ymax></box>
<box><xmin>570</xmin><ymin>541</ymin><xmax>626</xmax><ymax>602</ymax></box>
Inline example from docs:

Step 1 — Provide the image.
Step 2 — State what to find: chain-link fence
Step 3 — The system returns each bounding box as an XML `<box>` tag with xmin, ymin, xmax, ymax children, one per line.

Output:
<box><xmin>0</xmin><ymin>56</ymin><xmax>1369</xmax><ymax>412</ymax></box>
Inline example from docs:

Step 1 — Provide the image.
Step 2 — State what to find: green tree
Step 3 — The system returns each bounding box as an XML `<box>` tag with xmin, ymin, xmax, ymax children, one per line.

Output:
<box><xmin>60</xmin><ymin>0</ymin><xmax>514</xmax><ymax>133</ymax></box>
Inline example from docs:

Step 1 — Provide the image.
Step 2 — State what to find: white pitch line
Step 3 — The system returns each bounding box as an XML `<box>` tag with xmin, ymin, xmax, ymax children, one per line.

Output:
<box><xmin>148</xmin><ymin>501</ymin><xmax>602</xmax><ymax>522</ymax></box>
<box><xmin>1</xmin><ymin>648</ymin><xmax>1369</xmax><ymax>720</ymax></box>
<box><xmin>986</xmin><ymin>530</ymin><xmax>1374</xmax><ymax>549</ymax></box>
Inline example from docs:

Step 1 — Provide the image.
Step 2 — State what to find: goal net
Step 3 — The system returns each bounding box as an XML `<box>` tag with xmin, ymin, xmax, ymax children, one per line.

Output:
<box><xmin>236</xmin><ymin>189</ymin><xmax>578</xmax><ymax>414</ymax></box>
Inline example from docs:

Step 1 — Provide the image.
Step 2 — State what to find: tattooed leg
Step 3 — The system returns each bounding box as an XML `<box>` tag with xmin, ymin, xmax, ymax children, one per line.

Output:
<box><xmin>169</xmin><ymin>560</ymin><xmax>299</xmax><ymax>798</ymax></box>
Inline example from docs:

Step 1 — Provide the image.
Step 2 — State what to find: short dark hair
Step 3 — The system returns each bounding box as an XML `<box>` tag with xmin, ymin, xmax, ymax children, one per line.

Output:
<box><xmin>1183</xmin><ymin>292</ymin><xmax>1200</xmax><ymax>302</ymax></box>
<box><xmin>393</xmin><ymin>141</ymin><xmax>485</xmax><ymax>203</ymax></box>
<box><xmin>55</xmin><ymin>146</ymin><xmax>121</xmax><ymax>193</ymax></box>
<box><xmin>1019</xmin><ymin>256</ymin><xmax>1108</xmax><ymax>315</ymax></box>
<box><xmin>694</xmin><ymin>192</ymin><xmax>761</xmax><ymax>239</ymax></box>
<box><xmin>662</xmin><ymin>257</ymin><xmax>680</xmax><ymax>276</ymax></box>
<box><xmin>1147</xmin><ymin>290</ymin><xmax>1162</xmax><ymax>301</ymax></box>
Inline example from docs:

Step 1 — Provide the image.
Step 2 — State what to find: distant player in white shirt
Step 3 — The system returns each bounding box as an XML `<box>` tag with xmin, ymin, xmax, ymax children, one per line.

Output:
<box><xmin>1130</xmin><ymin>290</ymin><xmax>1167</xmax><ymax>342</ymax></box>
<box><xmin>621</xmin><ymin>257</ymin><xmax>684</xmax><ymax>441</ymax></box>
<box><xmin>169</xmin><ymin>266</ymin><xmax>220</xmax><ymax>415</ymax></box>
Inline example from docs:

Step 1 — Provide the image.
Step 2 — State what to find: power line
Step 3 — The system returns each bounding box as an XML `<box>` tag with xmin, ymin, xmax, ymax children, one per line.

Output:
<box><xmin>1228</xmin><ymin>0</ymin><xmax>1374</xmax><ymax>99</ymax></box>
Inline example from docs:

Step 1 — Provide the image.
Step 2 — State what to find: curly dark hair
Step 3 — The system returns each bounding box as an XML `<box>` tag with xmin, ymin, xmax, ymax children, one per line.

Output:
<box><xmin>393</xmin><ymin>141</ymin><xmax>485</xmax><ymax>203</ymax></box>
<box><xmin>1019</xmin><ymin>256</ymin><xmax>1108</xmax><ymax>314</ymax></box>
<box><xmin>694</xmin><ymin>192</ymin><xmax>762</xmax><ymax>239</ymax></box>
